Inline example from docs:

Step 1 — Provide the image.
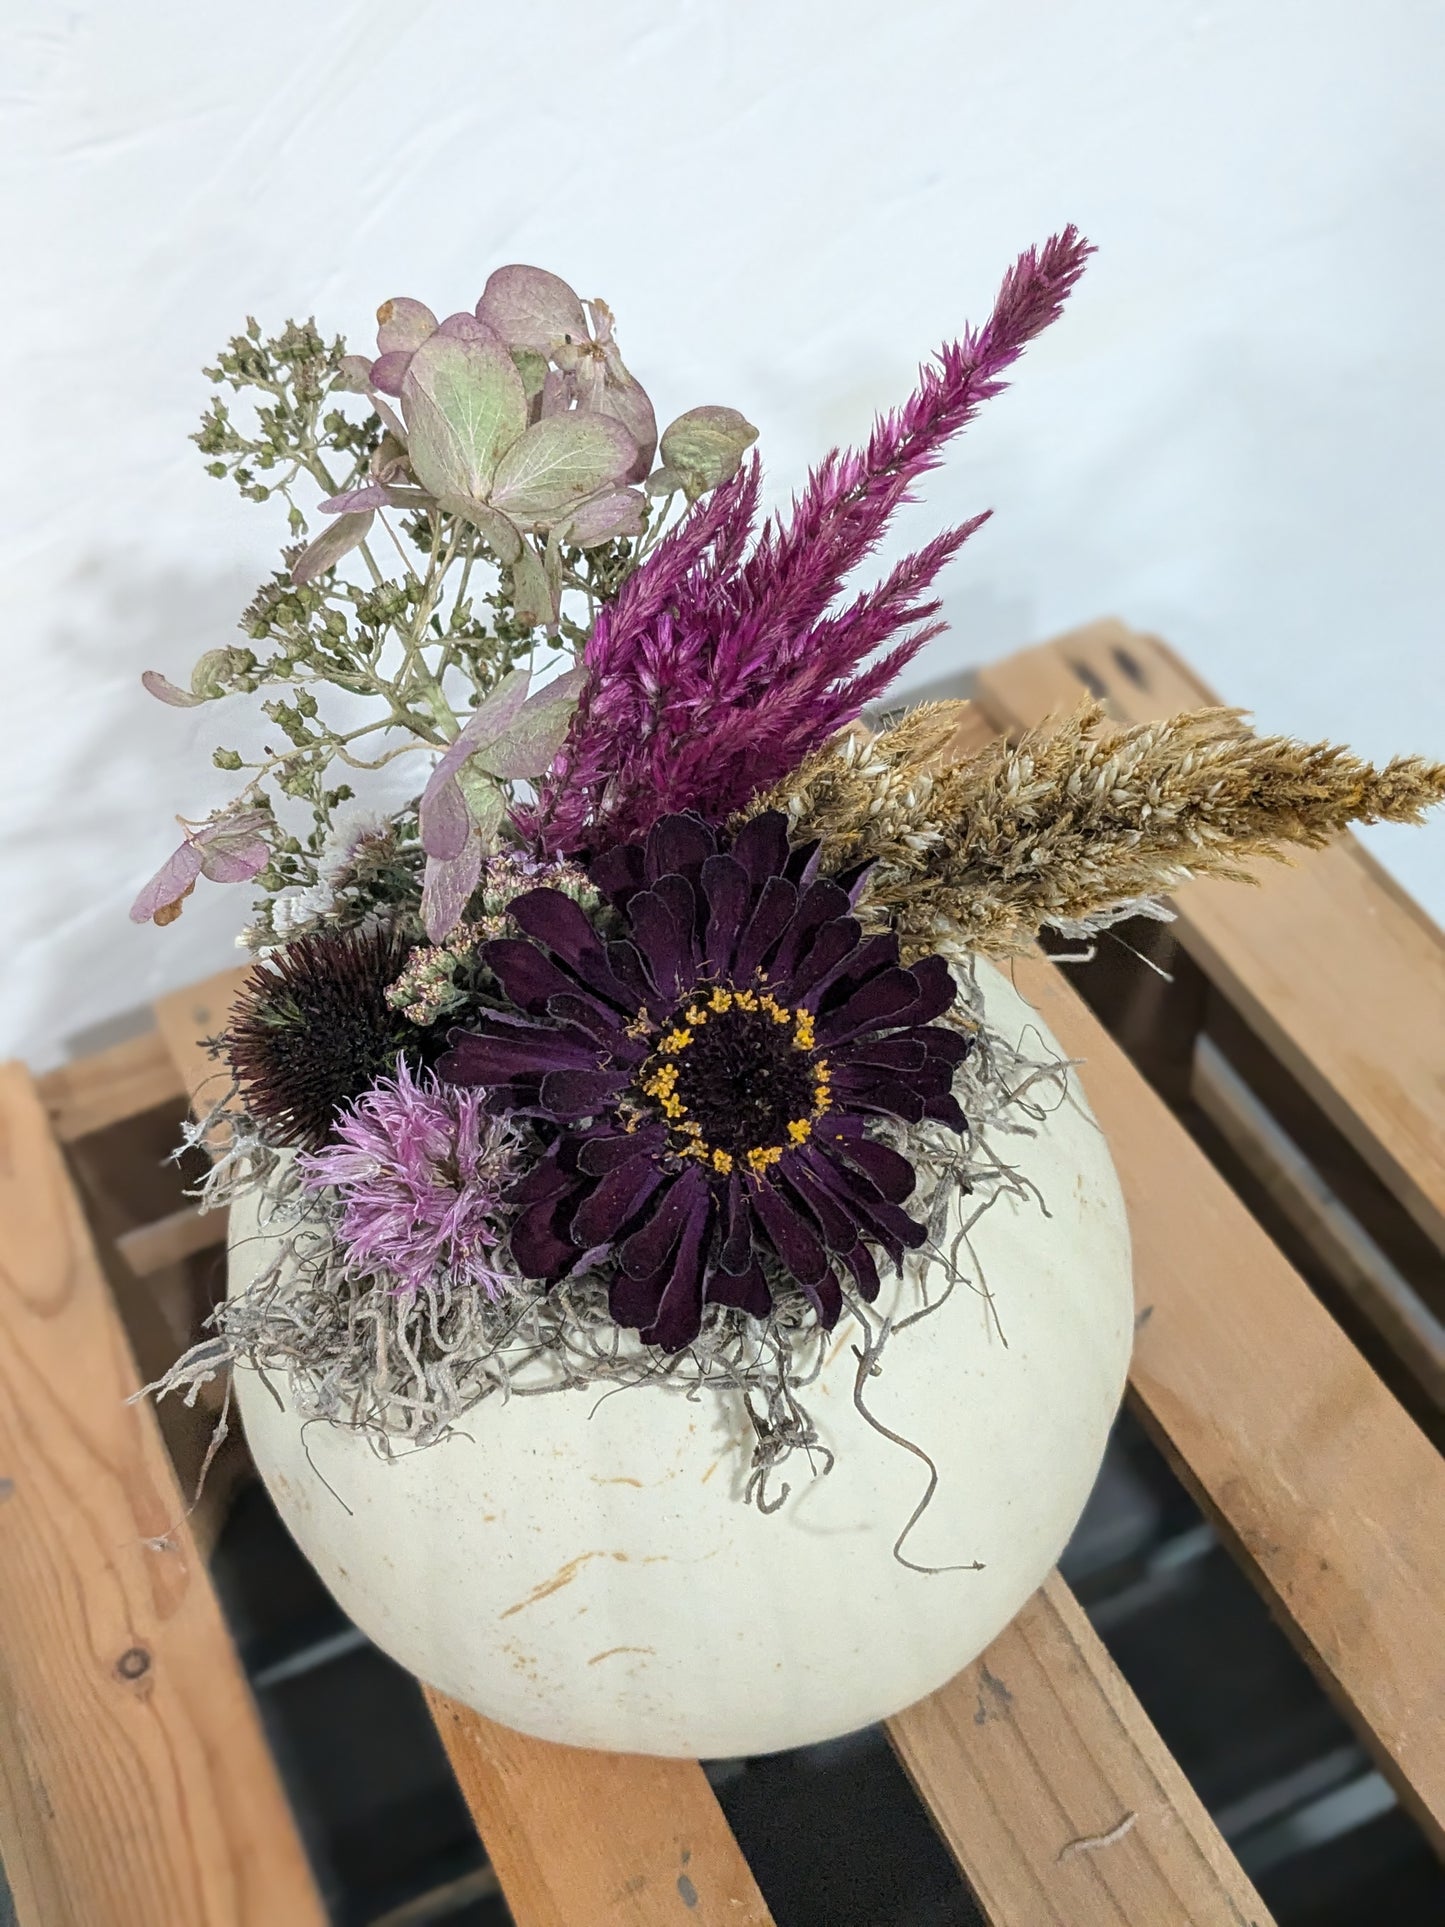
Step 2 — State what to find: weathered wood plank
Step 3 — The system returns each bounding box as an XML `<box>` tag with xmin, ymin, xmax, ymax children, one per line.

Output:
<box><xmin>889</xmin><ymin>1574</ymin><xmax>1273</xmax><ymax>1926</ymax></box>
<box><xmin>974</xmin><ymin>620</ymin><xmax>1445</xmax><ymax>1254</ymax></box>
<box><xmin>0</xmin><ymin>1061</ymin><xmax>324</xmax><ymax>1927</ymax></box>
<box><xmin>152</xmin><ymin>971</ymin><xmax>250</xmax><ymax>1130</ymax></box>
<box><xmin>1192</xmin><ymin>1035</ymin><xmax>1445</xmax><ymax>1405</ymax></box>
<box><xmin>37</xmin><ymin>1029</ymin><xmax>186</xmax><ymax>1143</ymax></box>
<box><xmin>426</xmin><ymin>1692</ymin><xmax>776</xmax><ymax>1927</ymax></box>
<box><xmin>117</xmin><ymin>1203</ymin><xmax>229</xmax><ymax>1281</ymax></box>
<box><xmin>1009</xmin><ymin>952</ymin><xmax>1445</xmax><ymax>1848</ymax></box>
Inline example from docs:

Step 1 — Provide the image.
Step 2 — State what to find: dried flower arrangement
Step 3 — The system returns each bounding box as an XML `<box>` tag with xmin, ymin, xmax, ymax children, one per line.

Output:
<box><xmin>141</xmin><ymin>236</ymin><xmax>1445</xmax><ymax>1504</ymax></box>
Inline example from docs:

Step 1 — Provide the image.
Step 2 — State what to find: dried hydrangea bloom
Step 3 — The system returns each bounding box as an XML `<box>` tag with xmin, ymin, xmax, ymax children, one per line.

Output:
<box><xmin>298</xmin><ymin>1060</ymin><xmax>519</xmax><ymax>1299</ymax></box>
<box><xmin>440</xmin><ymin>812</ymin><xmax>972</xmax><ymax>1351</ymax></box>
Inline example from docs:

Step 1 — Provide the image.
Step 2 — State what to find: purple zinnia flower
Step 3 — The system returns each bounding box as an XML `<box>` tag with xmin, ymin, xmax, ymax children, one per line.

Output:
<box><xmin>298</xmin><ymin>1061</ymin><xmax>519</xmax><ymax>1298</ymax></box>
<box><xmin>439</xmin><ymin>813</ymin><xmax>972</xmax><ymax>1351</ymax></box>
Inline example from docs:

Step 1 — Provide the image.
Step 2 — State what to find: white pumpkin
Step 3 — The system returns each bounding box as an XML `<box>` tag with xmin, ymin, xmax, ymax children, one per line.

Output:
<box><xmin>227</xmin><ymin>958</ymin><xmax>1132</xmax><ymax>1757</ymax></box>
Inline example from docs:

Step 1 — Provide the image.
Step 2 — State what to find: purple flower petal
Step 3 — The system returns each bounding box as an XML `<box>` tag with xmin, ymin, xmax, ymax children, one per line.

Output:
<box><xmin>577</xmin><ymin>1126</ymin><xmax>668</xmax><ymax>1177</ymax></box>
<box><xmin>768</xmin><ymin>880</ymin><xmax>851</xmax><ymax>982</ymax></box>
<box><xmin>730</xmin><ymin>811</ymin><xmax>791</xmax><ymax>896</ymax></box>
<box><xmin>129</xmin><ymin>838</ymin><xmax>203</xmax><ymax>923</ymax></box>
<box><xmin>788</xmin><ymin>917</ymin><xmax>862</xmax><ymax>1006</ymax></box>
<box><xmin>292</xmin><ymin>509</ymin><xmax>375</xmax><ymax>585</ymax></box>
<box><xmin>619</xmin><ymin>1171</ymin><xmax>704</xmax><ymax>1279</ymax></box>
<box><xmin>511</xmin><ymin>1195</ymin><xmax>582</xmax><ymax>1281</ymax></box>
<box><xmin>625</xmin><ymin>889</ymin><xmax>691</xmax><ymax>1002</ymax></box>
<box><xmin>781</xmin><ymin>1162</ymin><xmax>858</xmax><ymax>1250</ymax></box>
<box><xmin>652</xmin><ymin>873</ymin><xmax>701</xmax><ymax>962</ymax></box>
<box><xmin>803</xmin><ymin>1146</ymin><xmax>925</xmax><ymax>1262</ymax></box>
<box><xmin>813</xmin><ymin>968</ymin><xmax>922</xmax><ymax>1046</ymax></box>
<box><xmin>196</xmin><ymin>828</ymin><xmax>270</xmax><ymax>884</ymax></box>
<box><xmin>924</xmin><ymin>1090</ymin><xmax>968</xmax><ymax>1131</ymax></box>
<box><xmin>718</xmin><ymin>1172</ymin><xmax>753</xmax><ymax>1273</ymax></box>
<box><xmin>589</xmin><ymin>843</ymin><xmax>647</xmax><ymax>908</ymax></box>
<box><xmin>751</xmin><ymin>1180</ymin><xmax>829</xmax><ymax>1287</ymax></box>
<box><xmin>571</xmin><ymin>1157</ymin><xmax>668</xmax><ymax>1246</ymax></box>
<box><xmin>484</xmin><ymin>937</ymin><xmax>587</xmax><ymax>1014</ymax></box>
<box><xmin>422</xmin><ymin>835</ymin><xmax>482</xmax><ymax>942</ymax></box>
<box><xmin>477</xmin><ymin>265</ymin><xmax>590</xmax><ymax>354</ymax></box>
<box><xmin>731</xmin><ymin>875</ymin><xmax>798</xmax><ymax>982</ymax></box>
<box><xmin>539</xmin><ymin>1067</ymin><xmax>627</xmax><ymax>1119</ymax></box>
<box><xmin>141</xmin><ymin>670</ymin><xmax>204</xmax><ymax>708</ymax></box>
<box><xmin>419</xmin><ymin>770</ymin><xmax>472</xmax><ymax>860</ymax></box>
<box><xmin>700</xmin><ymin>855</ymin><xmax>751</xmax><ymax>977</ymax></box>
<box><xmin>370</xmin><ymin>350</ymin><xmax>414</xmax><ymax>396</ymax></box>
<box><xmin>707</xmin><ymin>1261</ymin><xmax>773</xmax><ymax>1317</ymax></box>
<box><xmin>834</xmin><ymin>1036</ymin><xmax>929</xmax><ymax>1074</ymax></box>
<box><xmin>506</xmin><ymin>888</ymin><xmax>633</xmax><ymax>1006</ymax></box>
<box><xmin>603</xmin><ymin>939</ymin><xmax>652</xmax><ymax>1010</ymax></box>
<box><xmin>826</xmin><ymin>1133</ymin><xmax>917</xmax><ymax>1205</ymax></box>
<box><xmin>563</xmin><ymin>487</ymin><xmax>646</xmax><ymax>547</ymax></box>
<box><xmin>447</xmin><ymin>1017</ymin><xmax>602</xmax><ymax>1078</ymax></box>
<box><xmin>840</xmin><ymin>1239</ymin><xmax>881</xmax><ymax>1301</ymax></box>
<box><xmin>644</xmin><ymin>815</ymin><xmax>716</xmax><ymax>887</ymax></box>
<box><xmin>893</xmin><ymin>953</ymin><xmax>958</xmax><ymax>1028</ymax></box>
<box><xmin>318</xmin><ymin>482</ymin><xmax>414</xmax><ymax>514</ymax></box>
<box><xmin>813</xmin><ymin>934</ymin><xmax>899</xmax><ymax>1014</ymax></box>
<box><xmin>376</xmin><ymin>297</ymin><xmax>438</xmax><ymax>356</ymax></box>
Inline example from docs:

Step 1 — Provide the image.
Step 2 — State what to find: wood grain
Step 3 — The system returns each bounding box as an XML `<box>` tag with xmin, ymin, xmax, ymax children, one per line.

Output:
<box><xmin>1191</xmin><ymin>1035</ymin><xmax>1445</xmax><ymax>1405</ymax></box>
<box><xmin>153</xmin><ymin>970</ymin><xmax>251</xmax><ymax>1131</ymax></box>
<box><xmin>889</xmin><ymin>1574</ymin><xmax>1272</xmax><ymax>1926</ymax></box>
<box><xmin>0</xmin><ymin>1061</ymin><xmax>323</xmax><ymax>1927</ymax></box>
<box><xmin>426</xmin><ymin>1691</ymin><xmax>776</xmax><ymax>1927</ymax></box>
<box><xmin>974</xmin><ymin>621</ymin><xmax>1445</xmax><ymax>1253</ymax></box>
<box><xmin>117</xmin><ymin>1203</ymin><xmax>229</xmax><ymax>1280</ymax></box>
<box><xmin>38</xmin><ymin>1029</ymin><xmax>187</xmax><ymax>1143</ymax></box>
<box><xmin>1007</xmin><ymin>953</ymin><xmax>1445</xmax><ymax>1848</ymax></box>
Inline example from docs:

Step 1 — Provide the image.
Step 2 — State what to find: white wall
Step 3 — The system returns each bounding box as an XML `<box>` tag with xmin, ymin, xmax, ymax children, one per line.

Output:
<box><xmin>3</xmin><ymin>0</ymin><xmax>1442</xmax><ymax>1067</ymax></box>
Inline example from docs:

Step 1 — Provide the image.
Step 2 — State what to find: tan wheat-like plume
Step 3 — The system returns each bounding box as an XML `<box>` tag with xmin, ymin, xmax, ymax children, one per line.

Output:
<box><xmin>756</xmin><ymin>699</ymin><xmax>1445</xmax><ymax>957</ymax></box>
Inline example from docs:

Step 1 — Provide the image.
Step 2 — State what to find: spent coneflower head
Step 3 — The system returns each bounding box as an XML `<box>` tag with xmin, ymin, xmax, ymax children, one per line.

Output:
<box><xmin>226</xmin><ymin>923</ymin><xmax>417</xmax><ymax>1148</ymax></box>
<box><xmin>298</xmin><ymin>1060</ymin><xmax>520</xmax><ymax>1297</ymax></box>
<box><xmin>438</xmin><ymin>812</ymin><xmax>972</xmax><ymax>1351</ymax></box>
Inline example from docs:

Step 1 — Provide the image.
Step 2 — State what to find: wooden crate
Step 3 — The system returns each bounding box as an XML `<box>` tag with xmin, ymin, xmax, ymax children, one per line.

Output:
<box><xmin>3</xmin><ymin>625</ymin><xmax>1444</xmax><ymax>1926</ymax></box>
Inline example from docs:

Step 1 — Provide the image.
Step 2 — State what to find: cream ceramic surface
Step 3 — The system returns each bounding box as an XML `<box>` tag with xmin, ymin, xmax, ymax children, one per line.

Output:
<box><xmin>228</xmin><ymin>959</ymin><xmax>1133</xmax><ymax>1756</ymax></box>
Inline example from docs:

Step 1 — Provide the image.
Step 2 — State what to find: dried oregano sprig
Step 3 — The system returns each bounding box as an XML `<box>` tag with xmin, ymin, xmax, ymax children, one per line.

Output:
<box><xmin>131</xmin><ymin>270</ymin><xmax>759</xmax><ymax>943</ymax></box>
<box><xmin>761</xmin><ymin>699</ymin><xmax>1445</xmax><ymax>957</ymax></box>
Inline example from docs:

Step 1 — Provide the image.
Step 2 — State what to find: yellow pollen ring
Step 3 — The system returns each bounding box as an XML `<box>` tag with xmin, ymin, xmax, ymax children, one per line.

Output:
<box><xmin>632</xmin><ymin>983</ymin><xmax>836</xmax><ymax>1178</ymax></box>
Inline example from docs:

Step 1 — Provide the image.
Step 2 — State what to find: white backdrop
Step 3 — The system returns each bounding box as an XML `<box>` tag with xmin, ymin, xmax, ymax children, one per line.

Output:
<box><xmin>3</xmin><ymin>0</ymin><xmax>1442</xmax><ymax>1067</ymax></box>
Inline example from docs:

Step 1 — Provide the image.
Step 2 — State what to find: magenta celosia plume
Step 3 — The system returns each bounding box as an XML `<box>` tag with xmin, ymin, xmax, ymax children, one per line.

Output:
<box><xmin>297</xmin><ymin>1061</ymin><xmax>519</xmax><ymax>1297</ymax></box>
<box><xmin>525</xmin><ymin>227</ymin><xmax>1093</xmax><ymax>857</ymax></box>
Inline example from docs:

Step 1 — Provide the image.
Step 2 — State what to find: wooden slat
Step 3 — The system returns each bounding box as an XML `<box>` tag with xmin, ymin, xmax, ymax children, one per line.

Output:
<box><xmin>1007</xmin><ymin>953</ymin><xmax>1445</xmax><ymax>1848</ymax></box>
<box><xmin>117</xmin><ymin>1203</ymin><xmax>229</xmax><ymax>1280</ymax></box>
<box><xmin>156</xmin><ymin>971</ymin><xmax>775</xmax><ymax>1927</ymax></box>
<box><xmin>1192</xmin><ymin>1035</ymin><xmax>1445</xmax><ymax>1405</ymax></box>
<box><xmin>889</xmin><ymin>1574</ymin><xmax>1272</xmax><ymax>1926</ymax></box>
<box><xmin>973</xmin><ymin>621</ymin><xmax>1445</xmax><ymax>1254</ymax></box>
<box><xmin>153</xmin><ymin>970</ymin><xmax>250</xmax><ymax>1127</ymax></box>
<box><xmin>426</xmin><ymin>1692</ymin><xmax>775</xmax><ymax>1927</ymax></box>
<box><xmin>0</xmin><ymin>1061</ymin><xmax>324</xmax><ymax>1927</ymax></box>
<box><xmin>37</xmin><ymin>1029</ymin><xmax>186</xmax><ymax>1143</ymax></box>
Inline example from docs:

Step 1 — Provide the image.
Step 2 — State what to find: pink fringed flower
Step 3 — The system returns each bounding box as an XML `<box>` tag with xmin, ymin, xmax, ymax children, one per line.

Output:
<box><xmin>298</xmin><ymin>1061</ymin><xmax>519</xmax><ymax>1298</ymax></box>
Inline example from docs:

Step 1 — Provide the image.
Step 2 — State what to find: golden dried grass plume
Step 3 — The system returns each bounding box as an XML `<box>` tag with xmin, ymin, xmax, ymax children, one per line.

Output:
<box><xmin>757</xmin><ymin>699</ymin><xmax>1445</xmax><ymax>957</ymax></box>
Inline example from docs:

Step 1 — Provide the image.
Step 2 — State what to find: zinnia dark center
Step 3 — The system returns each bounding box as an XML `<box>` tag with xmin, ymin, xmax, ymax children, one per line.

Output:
<box><xmin>635</xmin><ymin>986</ymin><xmax>832</xmax><ymax>1176</ymax></box>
